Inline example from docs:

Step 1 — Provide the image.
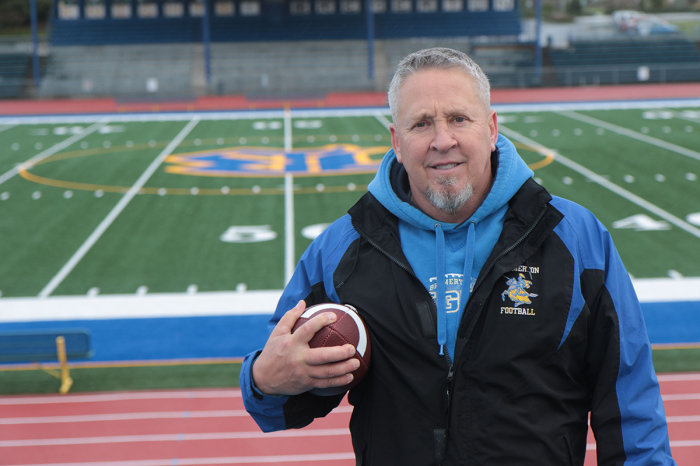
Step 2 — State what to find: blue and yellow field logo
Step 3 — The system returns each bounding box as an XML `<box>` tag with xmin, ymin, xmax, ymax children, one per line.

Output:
<box><xmin>165</xmin><ymin>144</ymin><xmax>389</xmax><ymax>177</ymax></box>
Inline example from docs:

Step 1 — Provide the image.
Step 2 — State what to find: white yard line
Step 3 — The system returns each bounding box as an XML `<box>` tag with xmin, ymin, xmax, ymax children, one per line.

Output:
<box><xmin>374</xmin><ymin>111</ymin><xmax>392</xmax><ymax>131</ymax></box>
<box><xmin>2</xmin><ymin>452</ymin><xmax>356</xmax><ymax>466</ymax></box>
<box><xmin>0</xmin><ymin>119</ymin><xmax>107</xmax><ymax>187</ymax></box>
<box><xmin>0</xmin><ymin>123</ymin><xmax>17</xmax><ymax>134</ymax></box>
<box><xmin>498</xmin><ymin>126</ymin><xmax>700</xmax><ymax>240</ymax></box>
<box><xmin>284</xmin><ymin>106</ymin><xmax>295</xmax><ymax>285</ymax></box>
<box><xmin>37</xmin><ymin>118</ymin><xmax>200</xmax><ymax>298</ymax></box>
<box><xmin>556</xmin><ymin>110</ymin><xmax>700</xmax><ymax>162</ymax></box>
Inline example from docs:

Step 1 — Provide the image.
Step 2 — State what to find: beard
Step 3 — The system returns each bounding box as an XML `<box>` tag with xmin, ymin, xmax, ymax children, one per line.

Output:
<box><xmin>426</xmin><ymin>176</ymin><xmax>473</xmax><ymax>216</ymax></box>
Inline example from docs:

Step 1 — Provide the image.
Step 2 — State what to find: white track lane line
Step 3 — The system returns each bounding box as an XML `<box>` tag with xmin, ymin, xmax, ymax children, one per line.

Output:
<box><xmin>0</xmin><ymin>119</ymin><xmax>107</xmax><ymax>187</ymax></box>
<box><xmin>0</xmin><ymin>388</ymin><xmax>238</xmax><ymax>405</ymax></box>
<box><xmin>498</xmin><ymin>125</ymin><xmax>700</xmax><ymax>240</ymax></box>
<box><xmin>0</xmin><ymin>406</ymin><xmax>353</xmax><ymax>425</ymax></box>
<box><xmin>0</xmin><ymin>410</ymin><xmax>250</xmax><ymax>425</ymax></box>
<box><xmin>0</xmin><ymin>428</ymin><xmax>350</xmax><ymax>447</ymax></box>
<box><xmin>662</xmin><ymin>393</ymin><xmax>700</xmax><ymax>401</ymax></box>
<box><xmin>284</xmin><ymin>107</ymin><xmax>295</xmax><ymax>285</ymax></box>
<box><xmin>658</xmin><ymin>373</ymin><xmax>700</xmax><ymax>382</ymax></box>
<box><xmin>1</xmin><ymin>452</ymin><xmax>356</xmax><ymax>466</ymax></box>
<box><xmin>557</xmin><ymin>110</ymin><xmax>700</xmax><ymax>162</ymax></box>
<box><xmin>666</xmin><ymin>415</ymin><xmax>700</xmax><ymax>423</ymax></box>
<box><xmin>37</xmin><ymin>118</ymin><xmax>200</xmax><ymax>298</ymax></box>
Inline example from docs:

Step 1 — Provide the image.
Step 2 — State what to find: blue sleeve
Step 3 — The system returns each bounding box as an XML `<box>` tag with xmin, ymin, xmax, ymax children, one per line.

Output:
<box><xmin>551</xmin><ymin>197</ymin><xmax>675</xmax><ymax>465</ymax></box>
<box><xmin>240</xmin><ymin>215</ymin><xmax>360</xmax><ymax>432</ymax></box>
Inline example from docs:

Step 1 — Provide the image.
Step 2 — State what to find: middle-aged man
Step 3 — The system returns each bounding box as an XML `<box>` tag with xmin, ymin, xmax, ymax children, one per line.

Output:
<box><xmin>240</xmin><ymin>47</ymin><xmax>676</xmax><ymax>465</ymax></box>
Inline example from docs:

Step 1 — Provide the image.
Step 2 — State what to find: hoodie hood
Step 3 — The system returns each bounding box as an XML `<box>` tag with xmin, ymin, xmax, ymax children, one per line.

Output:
<box><xmin>367</xmin><ymin>134</ymin><xmax>534</xmax><ymax>357</ymax></box>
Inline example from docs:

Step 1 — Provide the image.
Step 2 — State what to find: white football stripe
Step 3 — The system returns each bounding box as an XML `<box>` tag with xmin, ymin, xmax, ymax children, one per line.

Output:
<box><xmin>301</xmin><ymin>304</ymin><xmax>368</xmax><ymax>357</ymax></box>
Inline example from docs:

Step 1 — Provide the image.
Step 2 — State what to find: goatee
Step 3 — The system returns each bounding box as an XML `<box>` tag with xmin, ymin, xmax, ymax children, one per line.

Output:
<box><xmin>426</xmin><ymin>177</ymin><xmax>473</xmax><ymax>216</ymax></box>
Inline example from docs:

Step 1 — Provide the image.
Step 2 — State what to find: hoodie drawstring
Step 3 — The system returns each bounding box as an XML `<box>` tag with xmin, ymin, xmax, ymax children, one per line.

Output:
<box><xmin>461</xmin><ymin>222</ymin><xmax>476</xmax><ymax>309</ymax></box>
<box><xmin>434</xmin><ymin>221</ymin><xmax>476</xmax><ymax>357</ymax></box>
<box><xmin>435</xmin><ymin>223</ymin><xmax>446</xmax><ymax>356</ymax></box>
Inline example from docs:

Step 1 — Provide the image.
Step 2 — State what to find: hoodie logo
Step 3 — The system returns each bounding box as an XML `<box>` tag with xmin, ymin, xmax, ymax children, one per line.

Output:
<box><xmin>429</xmin><ymin>274</ymin><xmax>476</xmax><ymax>313</ymax></box>
<box><xmin>500</xmin><ymin>272</ymin><xmax>538</xmax><ymax>316</ymax></box>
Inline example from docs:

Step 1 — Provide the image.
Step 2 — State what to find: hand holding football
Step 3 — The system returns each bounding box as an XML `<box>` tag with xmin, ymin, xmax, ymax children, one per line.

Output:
<box><xmin>292</xmin><ymin>303</ymin><xmax>371</xmax><ymax>396</ymax></box>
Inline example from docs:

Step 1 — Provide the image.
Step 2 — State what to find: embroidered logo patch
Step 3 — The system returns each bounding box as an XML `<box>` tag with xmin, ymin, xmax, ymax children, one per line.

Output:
<box><xmin>501</xmin><ymin>273</ymin><xmax>538</xmax><ymax>307</ymax></box>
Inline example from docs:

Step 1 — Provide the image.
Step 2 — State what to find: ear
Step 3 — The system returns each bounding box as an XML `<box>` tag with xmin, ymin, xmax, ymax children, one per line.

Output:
<box><xmin>389</xmin><ymin>123</ymin><xmax>403</xmax><ymax>163</ymax></box>
<box><xmin>488</xmin><ymin>110</ymin><xmax>498</xmax><ymax>152</ymax></box>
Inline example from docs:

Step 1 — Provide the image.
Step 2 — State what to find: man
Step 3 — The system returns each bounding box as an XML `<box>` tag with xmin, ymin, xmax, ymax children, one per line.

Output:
<box><xmin>241</xmin><ymin>48</ymin><xmax>676</xmax><ymax>465</ymax></box>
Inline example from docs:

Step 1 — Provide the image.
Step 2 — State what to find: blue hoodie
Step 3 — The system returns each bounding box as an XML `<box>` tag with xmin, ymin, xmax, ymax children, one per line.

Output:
<box><xmin>367</xmin><ymin>134</ymin><xmax>534</xmax><ymax>361</ymax></box>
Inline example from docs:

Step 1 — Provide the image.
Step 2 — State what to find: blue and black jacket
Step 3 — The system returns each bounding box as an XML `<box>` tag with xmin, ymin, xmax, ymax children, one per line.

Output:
<box><xmin>241</xmin><ymin>136</ymin><xmax>675</xmax><ymax>465</ymax></box>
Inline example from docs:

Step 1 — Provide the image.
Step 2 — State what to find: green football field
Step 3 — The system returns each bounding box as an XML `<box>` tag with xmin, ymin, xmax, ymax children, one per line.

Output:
<box><xmin>1</xmin><ymin>102</ymin><xmax>699</xmax><ymax>299</ymax></box>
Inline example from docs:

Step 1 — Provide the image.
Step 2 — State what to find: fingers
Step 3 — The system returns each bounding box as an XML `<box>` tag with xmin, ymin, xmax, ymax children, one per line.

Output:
<box><xmin>272</xmin><ymin>300</ymin><xmax>306</xmax><ymax>335</ymax></box>
<box><xmin>305</xmin><ymin>343</ymin><xmax>356</xmax><ymax>366</ymax></box>
<box><xmin>308</xmin><ymin>355</ymin><xmax>360</xmax><ymax>380</ymax></box>
<box><xmin>293</xmin><ymin>310</ymin><xmax>340</xmax><ymax>344</ymax></box>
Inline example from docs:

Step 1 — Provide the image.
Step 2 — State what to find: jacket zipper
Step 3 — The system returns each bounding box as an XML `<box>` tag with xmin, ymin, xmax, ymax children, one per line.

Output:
<box><xmin>351</xmin><ymin>206</ymin><xmax>548</xmax><ymax>449</ymax></box>
<box><xmin>350</xmin><ymin>219</ymin><xmax>457</xmax><ymax>414</ymax></box>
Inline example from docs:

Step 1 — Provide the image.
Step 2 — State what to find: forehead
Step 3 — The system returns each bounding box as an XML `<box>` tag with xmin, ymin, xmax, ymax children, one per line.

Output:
<box><xmin>396</xmin><ymin>68</ymin><xmax>483</xmax><ymax>118</ymax></box>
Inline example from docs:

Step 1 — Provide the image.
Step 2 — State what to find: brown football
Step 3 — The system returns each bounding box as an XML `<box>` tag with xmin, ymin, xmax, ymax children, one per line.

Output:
<box><xmin>291</xmin><ymin>303</ymin><xmax>371</xmax><ymax>396</ymax></box>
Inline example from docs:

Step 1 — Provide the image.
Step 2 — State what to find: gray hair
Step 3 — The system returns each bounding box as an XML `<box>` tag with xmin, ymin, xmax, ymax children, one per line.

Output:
<box><xmin>388</xmin><ymin>47</ymin><xmax>491</xmax><ymax>122</ymax></box>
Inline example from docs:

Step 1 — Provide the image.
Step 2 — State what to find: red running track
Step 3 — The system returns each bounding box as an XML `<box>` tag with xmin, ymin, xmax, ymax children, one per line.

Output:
<box><xmin>1</xmin><ymin>374</ymin><xmax>699</xmax><ymax>466</ymax></box>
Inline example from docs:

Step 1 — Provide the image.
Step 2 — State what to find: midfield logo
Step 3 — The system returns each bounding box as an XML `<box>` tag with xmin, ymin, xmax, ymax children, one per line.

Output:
<box><xmin>164</xmin><ymin>144</ymin><xmax>388</xmax><ymax>177</ymax></box>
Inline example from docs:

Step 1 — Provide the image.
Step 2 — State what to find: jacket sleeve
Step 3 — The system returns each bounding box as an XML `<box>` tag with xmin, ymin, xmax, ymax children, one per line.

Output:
<box><xmin>553</xmin><ymin>198</ymin><xmax>675</xmax><ymax>465</ymax></box>
<box><xmin>240</xmin><ymin>215</ymin><xmax>360</xmax><ymax>432</ymax></box>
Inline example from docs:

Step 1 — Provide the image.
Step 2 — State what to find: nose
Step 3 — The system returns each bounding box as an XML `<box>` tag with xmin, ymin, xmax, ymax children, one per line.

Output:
<box><xmin>430</xmin><ymin>122</ymin><xmax>457</xmax><ymax>152</ymax></box>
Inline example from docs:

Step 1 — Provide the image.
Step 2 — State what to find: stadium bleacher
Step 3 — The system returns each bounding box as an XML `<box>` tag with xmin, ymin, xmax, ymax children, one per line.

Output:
<box><xmin>36</xmin><ymin>38</ymin><xmax>540</xmax><ymax>98</ymax></box>
<box><xmin>38</xmin><ymin>44</ymin><xmax>196</xmax><ymax>98</ymax></box>
<box><xmin>548</xmin><ymin>37</ymin><xmax>700</xmax><ymax>85</ymax></box>
<box><xmin>0</xmin><ymin>53</ymin><xmax>32</xmax><ymax>99</ymax></box>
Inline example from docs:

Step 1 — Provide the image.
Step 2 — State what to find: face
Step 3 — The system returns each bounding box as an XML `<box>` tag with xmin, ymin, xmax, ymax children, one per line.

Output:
<box><xmin>390</xmin><ymin>68</ymin><xmax>498</xmax><ymax>223</ymax></box>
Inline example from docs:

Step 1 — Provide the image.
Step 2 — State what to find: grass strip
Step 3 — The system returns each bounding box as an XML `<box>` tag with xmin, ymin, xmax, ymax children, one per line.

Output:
<box><xmin>0</xmin><ymin>362</ymin><xmax>241</xmax><ymax>395</ymax></box>
<box><xmin>652</xmin><ymin>347</ymin><xmax>700</xmax><ymax>374</ymax></box>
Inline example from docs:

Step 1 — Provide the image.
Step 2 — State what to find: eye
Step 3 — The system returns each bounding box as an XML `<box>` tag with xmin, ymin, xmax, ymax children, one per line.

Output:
<box><xmin>454</xmin><ymin>116</ymin><xmax>467</xmax><ymax>123</ymax></box>
<box><xmin>414</xmin><ymin>121</ymin><xmax>427</xmax><ymax>129</ymax></box>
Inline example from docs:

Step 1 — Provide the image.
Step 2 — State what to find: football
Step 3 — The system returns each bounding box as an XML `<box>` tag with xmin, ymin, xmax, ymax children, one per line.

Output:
<box><xmin>292</xmin><ymin>303</ymin><xmax>371</xmax><ymax>396</ymax></box>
